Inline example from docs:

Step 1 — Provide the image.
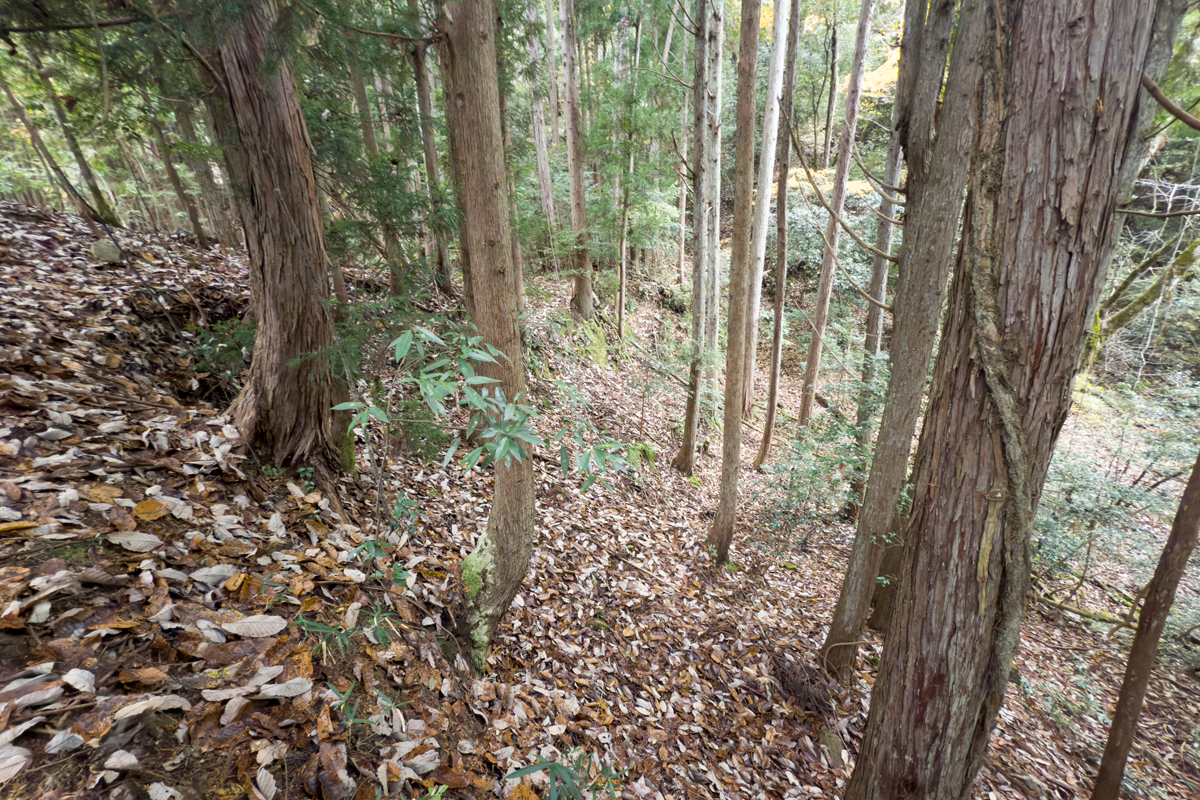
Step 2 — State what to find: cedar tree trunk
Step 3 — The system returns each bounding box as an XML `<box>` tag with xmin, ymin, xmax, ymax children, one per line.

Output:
<box><xmin>846</xmin><ymin>1</ymin><xmax>1162</xmax><ymax>796</ymax></box>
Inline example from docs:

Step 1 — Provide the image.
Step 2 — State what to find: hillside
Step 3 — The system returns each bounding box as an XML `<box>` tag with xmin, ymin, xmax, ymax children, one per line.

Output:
<box><xmin>0</xmin><ymin>201</ymin><xmax>1197</xmax><ymax>800</ymax></box>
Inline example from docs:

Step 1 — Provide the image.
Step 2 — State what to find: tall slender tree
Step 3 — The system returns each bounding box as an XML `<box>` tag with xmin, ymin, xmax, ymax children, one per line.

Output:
<box><xmin>754</xmin><ymin>0</ymin><xmax>802</xmax><ymax>468</ymax></box>
<box><xmin>708</xmin><ymin>0</ymin><xmax>760</xmax><ymax>565</ymax></box>
<box><xmin>437</xmin><ymin>0</ymin><xmax>536</xmax><ymax>671</ymax></box>
<box><xmin>742</xmin><ymin>0</ymin><xmax>790</xmax><ymax>418</ymax></box>
<box><xmin>796</xmin><ymin>0</ymin><xmax>875</xmax><ymax>428</ymax></box>
<box><xmin>561</xmin><ymin>0</ymin><xmax>593</xmax><ymax>319</ymax></box>
<box><xmin>820</xmin><ymin>0</ymin><xmax>981</xmax><ymax>681</ymax></box>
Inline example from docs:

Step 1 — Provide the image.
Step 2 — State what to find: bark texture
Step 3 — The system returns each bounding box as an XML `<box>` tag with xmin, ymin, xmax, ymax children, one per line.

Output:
<box><xmin>439</xmin><ymin>0</ymin><xmax>535</xmax><ymax>672</ymax></box>
<box><xmin>846</xmin><ymin>1</ymin><xmax>1160</xmax><ymax>796</ymax></box>
<box><xmin>1092</xmin><ymin>450</ymin><xmax>1200</xmax><ymax>800</ymax></box>
<box><xmin>821</xmin><ymin>0</ymin><xmax>981</xmax><ymax>681</ymax></box>
<box><xmin>219</xmin><ymin>0</ymin><xmax>343</xmax><ymax>476</ymax></box>
<box><xmin>707</xmin><ymin>0</ymin><xmax>759</xmax><ymax>565</ymax></box>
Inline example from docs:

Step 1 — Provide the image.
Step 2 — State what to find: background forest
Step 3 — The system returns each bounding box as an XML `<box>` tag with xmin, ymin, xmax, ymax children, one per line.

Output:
<box><xmin>0</xmin><ymin>0</ymin><xmax>1199</xmax><ymax>798</ymax></box>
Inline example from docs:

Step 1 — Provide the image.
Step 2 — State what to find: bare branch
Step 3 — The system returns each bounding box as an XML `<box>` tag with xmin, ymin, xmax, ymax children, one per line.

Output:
<box><xmin>671</xmin><ymin>2</ymin><xmax>699</xmax><ymax>36</ymax></box>
<box><xmin>1118</xmin><ymin>205</ymin><xmax>1200</xmax><ymax>219</ymax></box>
<box><xmin>1141</xmin><ymin>74</ymin><xmax>1200</xmax><ymax>133</ymax></box>
<box><xmin>851</xmin><ymin>143</ymin><xmax>904</xmax><ymax>194</ymax></box>
<box><xmin>637</xmin><ymin>66</ymin><xmax>692</xmax><ymax>92</ymax></box>
<box><xmin>868</xmin><ymin>204</ymin><xmax>904</xmax><ymax>227</ymax></box>
<box><xmin>791</xmin><ymin>128</ymin><xmax>900</xmax><ymax>264</ymax></box>
<box><xmin>670</xmin><ymin>130</ymin><xmax>696</xmax><ymax>182</ymax></box>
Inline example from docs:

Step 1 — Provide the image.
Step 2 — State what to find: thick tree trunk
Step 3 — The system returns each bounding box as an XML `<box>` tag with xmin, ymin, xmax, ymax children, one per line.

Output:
<box><xmin>846</xmin><ymin>117</ymin><xmax>902</xmax><ymax>518</ymax></box>
<box><xmin>220</xmin><ymin>0</ymin><xmax>344</xmax><ymax>477</ymax></box>
<box><xmin>438</xmin><ymin>0</ymin><xmax>535</xmax><ymax>672</ymax></box>
<box><xmin>707</xmin><ymin>0</ymin><xmax>760</xmax><ymax>566</ymax></box>
<box><xmin>409</xmin><ymin>0</ymin><xmax>454</xmax><ymax>295</ymax></box>
<box><xmin>1093</xmin><ymin>450</ymin><xmax>1200</xmax><ymax>800</ymax></box>
<box><xmin>846</xmin><ymin>1</ymin><xmax>1161</xmax><ymax>796</ymax></box>
<box><xmin>741</xmin><ymin>0</ymin><xmax>790</xmax><ymax>419</ymax></box>
<box><xmin>561</xmin><ymin>0</ymin><xmax>593</xmax><ymax>318</ymax></box>
<box><xmin>29</xmin><ymin>49</ymin><xmax>121</xmax><ymax>227</ymax></box>
<box><xmin>671</xmin><ymin>0</ymin><xmax>712</xmax><ymax>478</ymax></box>
<box><xmin>821</xmin><ymin>26</ymin><xmax>837</xmax><ymax>170</ymax></box>
<box><xmin>149</xmin><ymin>117</ymin><xmax>211</xmax><ymax>248</ymax></box>
<box><xmin>797</xmin><ymin>0</ymin><xmax>874</xmax><ymax>427</ymax></box>
<box><xmin>754</xmin><ymin>0</ymin><xmax>801</xmax><ymax>469</ymax></box>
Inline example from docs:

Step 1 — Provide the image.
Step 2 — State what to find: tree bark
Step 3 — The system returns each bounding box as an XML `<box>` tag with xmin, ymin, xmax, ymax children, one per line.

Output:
<box><xmin>28</xmin><ymin>48</ymin><xmax>121</xmax><ymax>227</ymax></box>
<box><xmin>438</xmin><ymin>0</ymin><xmax>535</xmax><ymax>672</ymax></box>
<box><xmin>1092</xmin><ymin>449</ymin><xmax>1200</xmax><ymax>800</ymax></box>
<box><xmin>707</xmin><ymin>0</ymin><xmax>760</xmax><ymax>566</ymax></box>
<box><xmin>821</xmin><ymin>25</ymin><xmax>837</xmax><ymax>170</ymax></box>
<box><xmin>846</xmin><ymin>117</ymin><xmax>902</xmax><ymax>517</ymax></box>
<box><xmin>561</xmin><ymin>0</ymin><xmax>593</xmax><ymax>318</ymax></box>
<box><xmin>676</xmin><ymin>97</ymin><xmax>688</xmax><ymax>285</ymax></box>
<box><xmin>741</xmin><ymin>0</ymin><xmax>790</xmax><ymax>419</ymax></box>
<box><xmin>754</xmin><ymin>0</ymin><xmax>801</xmax><ymax>469</ymax></box>
<box><xmin>409</xmin><ymin>0</ymin><xmax>454</xmax><ymax>295</ymax></box>
<box><xmin>671</xmin><ymin>0</ymin><xmax>713</xmax><ymax>478</ymax></box>
<box><xmin>846</xmin><ymin>0</ymin><xmax>1163</xmax><ymax>795</ymax></box>
<box><xmin>796</xmin><ymin>0</ymin><xmax>874</xmax><ymax>427</ymax></box>
<box><xmin>149</xmin><ymin>115</ymin><xmax>211</xmax><ymax>248</ymax></box>
<box><xmin>219</xmin><ymin>0</ymin><xmax>344</xmax><ymax>477</ymax></box>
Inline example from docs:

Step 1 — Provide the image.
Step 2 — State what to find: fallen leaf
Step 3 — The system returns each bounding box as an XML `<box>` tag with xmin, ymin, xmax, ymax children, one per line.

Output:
<box><xmin>107</xmin><ymin>531</ymin><xmax>161</xmax><ymax>552</ymax></box>
<box><xmin>133</xmin><ymin>498</ymin><xmax>169</xmax><ymax>521</ymax></box>
<box><xmin>221</xmin><ymin>615</ymin><xmax>289</xmax><ymax>638</ymax></box>
<box><xmin>0</xmin><ymin>744</ymin><xmax>31</xmax><ymax>782</ymax></box>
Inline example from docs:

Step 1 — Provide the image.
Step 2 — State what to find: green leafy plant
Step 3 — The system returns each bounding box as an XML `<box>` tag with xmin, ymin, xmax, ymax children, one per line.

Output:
<box><xmin>505</xmin><ymin>748</ymin><xmax>626</xmax><ymax>800</ymax></box>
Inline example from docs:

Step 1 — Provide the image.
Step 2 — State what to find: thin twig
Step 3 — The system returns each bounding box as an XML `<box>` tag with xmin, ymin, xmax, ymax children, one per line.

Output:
<box><xmin>850</xmin><ymin>143</ymin><xmax>904</xmax><ymax>194</ymax></box>
<box><xmin>1117</xmin><ymin>206</ymin><xmax>1200</xmax><ymax>219</ymax></box>
<box><xmin>637</xmin><ymin>66</ymin><xmax>692</xmax><ymax>92</ymax></box>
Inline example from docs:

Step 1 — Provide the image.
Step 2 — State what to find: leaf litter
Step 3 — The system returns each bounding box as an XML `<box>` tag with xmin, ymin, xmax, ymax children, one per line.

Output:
<box><xmin>0</xmin><ymin>199</ymin><xmax>1196</xmax><ymax>799</ymax></box>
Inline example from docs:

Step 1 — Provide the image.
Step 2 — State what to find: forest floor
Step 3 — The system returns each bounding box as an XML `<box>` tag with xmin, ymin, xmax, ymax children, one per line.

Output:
<box><xmin>0</xmin><ymin>200</ymin><xmax>1197</xmax><ymax>800</ymax></box>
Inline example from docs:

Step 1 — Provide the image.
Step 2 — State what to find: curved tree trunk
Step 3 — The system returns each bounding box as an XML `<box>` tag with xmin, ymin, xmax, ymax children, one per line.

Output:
<box><xmin>438</xmin><ymin>0</ymin><xmax>535</xmax><ymax>671</ymax></box>
<box><xmin>707</xmin><ymin>0</ymin><xmax>760</xmax><ymax>565</ymax></box>
<box><xmin>220</xmin><ymin>0</ymin><xmax>344</xmax><ymax>477</ymax></box>
<box><xmin>846</xmin><ymin>0</ymin><xmax>1163</xmax><ymax>795</ymax></box>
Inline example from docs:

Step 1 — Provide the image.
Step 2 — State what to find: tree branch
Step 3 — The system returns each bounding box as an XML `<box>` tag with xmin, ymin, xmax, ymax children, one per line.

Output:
<box><xmin>791</xmin><ymin>128</ymin><xmax>900</xmax><ymax>264</ymax></box>
<box><xmin>851</xmin><ymin>143</ymin><xmax>904</xmax><ymax>194</ymax></box>
<box><xmin>1117</xmin><ymin>205</ymin><xmax>1200</xmax><ymax>219</ymax></box>
<box><xmin>1100</xmin><ymin>232</ymin><xmax>1181</xmax><ymax>314</ymax></box>
<box><xmin>637</xmin><ymin>66</ymin><xmax>692</xmax><ymax>92</ymax></box>
<box><xmin>1141</xmin><ymin>74</ymin><xmax>1200</xmax><ymax>133</ymax></box>
<box><xmin>868</xmin><ymin>204</ymin><xmax>904</xmax><ymax>227</ymax></box>
<box><xmin>2</xmin><ymin>16</ymin><xmax>146</xmax><ymax>34</ymax></box>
